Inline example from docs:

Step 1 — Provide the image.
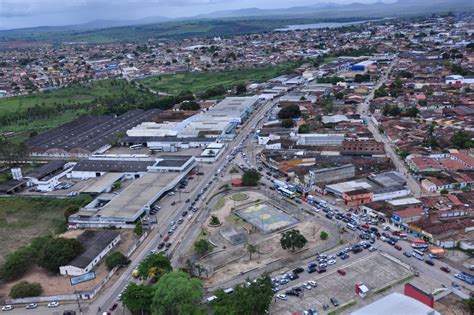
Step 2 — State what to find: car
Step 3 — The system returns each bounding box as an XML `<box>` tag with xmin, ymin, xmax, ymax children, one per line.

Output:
<box><xmin>177</xmin><ymin>218</ymin><xmax>184</xmax><ymax>224</ymax></box>
<box><xmin>181</xmin><ymin>211</ymin><xmax>188</xmax><ymax>217</ymax></box>
<box><xmin>293</xmin><ymin>267</ymin><xmax>304</xmax><ymax>274</ymax></box>
<box><xmin>337</xmin><ymin>269</ymin><xmax>346</xmax><ymax>276</ymax></box>
<box><xmin>327</xmin><ymin>259</ymin><xmax>336</xmax><ymax>265</ymax></box>
<box><xmin>185</xmin><ymin>199</ymin><xmax>190</xmax><ymax>203</ymax></box>
<box><xmin>26</xmin><ymin>304</ymin><xmax>38</xmax><ymax>310</ymax></box>
<box><xmin>319</xmin><ymin>263</ymin><xmax>328</xmax><ymax>268</ymax></box>
<box><xmin>304</xmin><ymin>283</ymin><xmax>312</xmax><ymax>290</ymax></box>
<box><xmin>48</xmin><ymin>301</ymin><xmax>60</xmax><ymax>308</ymax></box>
<box><xmin>288</xmin><ymin>273</ymin><xmax>299</xmax><ymax>280</ymax></box>
<box><xmin>157</xmin><ymin>242</ymin><xmax>165</xmax><ymax>249</ymax></box>
<box><xmin>276</xmin><ymin>294</ymin><xmax>287</xmax><ymax>300</ymax></box>
<box><xmin>308</xmin><ymin>308</ymin><xmax>318</xmax><ymax>315</ymax></box>
<box><xmin>317</xmin><ymin>267</ymin><xmax>326</xmax><ymax>273</ymax></box>
<box><xmin>425</xmin><ymin>259</ymin><xmax>435</xmax><ymax>266</ymax></box>
<box><xmin>330</xmin><ymin>297</ymin><xmax>339</xmax><ymax>307</ymax></box>
<box><xmin>109</xmin><ymin>303</ymin><xmax>118</xmax><ymax>311</ymax></box>
<box><xmin>279</xmin><ymin>278</ymin><xmax>289</xmax><ymax>285</ymax></box>
<box><xmin>164</xmin><ymin>235</ymin><xmax>170</xmax><ymax>242</ymax></box>
<box><xmin>440</xmin><ymin>266</ymin><xmax>451</xmax><ymax>273</ymax></box>
<box><xmin>340</xmin><ymin>254</ymin><xmax>350</xmax><ymax>260</ymax></box>
<box><xmin>368</xmin><ymin>247</ymin><xmax>376</xmax><ymax>252</ymax></box>
<box><xmin>285</xmin><ymin>289</ymin><xmax>299</xmax><ymax>297</ymax></box>
<box><xmin>293</xmin><ymin>287</ymin><xmax>303</xmax><ymax>293</ymax></box>
<box><xmin>403</xmin><ymin>251</ymin><xmax>412</xmax><ymax>258</ymax></box>
<box><xmin>307</xmin><ymin>267</ymin><xmax>317</xmax><ymax>274</ymax></box>
<box><xmin>394</xmin><ymin>244</ymin><xmax>402</xmax><ymax>251</ymax></box>
<box><xmin>1</xmin><ymin>305</ymin><xmax>13</xmax><ymax>311</ymax></box>
<box><xmin>308</xmin><ymin>280</ymin><xmax>317</xmax><ymax>287</ymax></box>
<box><xmin>165</xmin><ymin>243</ymin><xmax>172</xmax><ymax>248</ymax></box>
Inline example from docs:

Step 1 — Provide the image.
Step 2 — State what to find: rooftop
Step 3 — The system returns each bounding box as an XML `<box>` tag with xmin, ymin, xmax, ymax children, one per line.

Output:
<box><xmin>351</xmin><ymin>292</ymin><xmax>440</xmax><ymax>315</ymax></box>
<box><xmin>68</xmin><ymin>230</ymin><xmax>120</xmax><ymax>269</ymax></box>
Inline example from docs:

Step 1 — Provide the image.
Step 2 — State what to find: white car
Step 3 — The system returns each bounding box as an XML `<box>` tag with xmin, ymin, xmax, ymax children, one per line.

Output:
<box><xmin>276</xmin><ymin>294</ymin><xmax>287</xmax><ymax>300</ymax></box>
<box><xmin>308</xmin><ymin>280</ymin><xmax>317</xmax><ymax>287</ymax></box>
<box><xmin>1</xmin><ymin>305</ymin><xmax>13</xmax><ymax>311</ymax></box>
<box><xmin>304</xmin><ymin>283</ymin><xmax>312</xmax><ymax>290</ymax></box>
<box><xmin>327</xmin><ymin>259</ymin><xmax>337</xmax><ymax>265</ymax></box>
<box><xmin>47</xmin><ymin>301</ymin><xmax>59</xmax><ymax>308</ymax></box>
<box><xmin>25</xmin><ymin>303</ymin><xmax>37</xmax><ymax>310</ymax></box>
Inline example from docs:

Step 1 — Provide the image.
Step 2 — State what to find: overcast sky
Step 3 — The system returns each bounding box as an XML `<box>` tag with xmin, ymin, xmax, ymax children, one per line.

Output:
<box><xmin>0</xmin><ymin>0</ymin><xmax>386</xmax><ymax>30</ymax></box>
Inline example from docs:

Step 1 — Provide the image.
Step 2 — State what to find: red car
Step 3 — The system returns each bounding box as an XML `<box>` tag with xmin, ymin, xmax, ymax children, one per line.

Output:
<box><xmin>164</xmin><ymin>235</ymin><xmax>170</xmax><ymax>242</ymax></box>
<box><xmin>109</xmin><ymin>303</ymin><xmax>118</xmax><ymax>311</ymax></box>
<box><xmin>440</xmin><ymin>266</ymin><xmax>451</xmax><ymax>273</ymax></box>
<box><xmin>337</xmin><ymin>269</ymin><xmax>346</xmax><ymax>276</ymax></box>
<box><xmin>394</xmin><ymin>245</ymin><xmax>402</xmax><ymax>251</ymax></box>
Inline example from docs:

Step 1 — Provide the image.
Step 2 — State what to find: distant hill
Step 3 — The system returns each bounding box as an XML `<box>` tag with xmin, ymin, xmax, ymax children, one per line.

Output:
<box><xmin>0</xmin><ymin>0</ymin><xmax>471</xmax><ymax>44</ymax></box>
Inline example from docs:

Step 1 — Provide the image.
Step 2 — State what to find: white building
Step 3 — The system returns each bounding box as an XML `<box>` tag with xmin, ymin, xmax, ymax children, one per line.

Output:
<box><xmin>296</xmin><ymin>133</ymin><xmax>345</xmax><ymax>146</ymax></box>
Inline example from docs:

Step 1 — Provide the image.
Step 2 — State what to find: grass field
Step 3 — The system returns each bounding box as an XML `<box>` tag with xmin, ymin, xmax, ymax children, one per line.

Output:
<box><xmin>0</xmin><ymin>195</ymin><xmax>92</xmax><ymax>262</ymax></box>
<box><xmin>141</xmin><ymin>62</ymin><xmax>299</xmax><ymax>94</ymax></box>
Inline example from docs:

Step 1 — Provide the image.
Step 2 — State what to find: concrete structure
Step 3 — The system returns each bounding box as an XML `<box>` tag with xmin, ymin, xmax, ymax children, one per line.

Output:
<box><xmin>351</xmin><ymin>292</ymin><xmax>440</xmax><ymax>315</ymax></box>
<box><xmin>304</xmin><ymin>164</ymin><xmax>355</xmax><ymax>186</ymax></box>
<box><xmin>296</xmin><ymin>133</ymin><xmax>344</xmax><ymax>146</ymax></box>
<box><xmin>342</xmin><ymin>189</ymin><xmax>373</xmax><ymax>206</ymax></box>
<box><xmin>196</xmin><ymin>142</ymin><xmax>226</xmax><ymax>163</ymax></box>
<box><xmin>23</xmin><ymin>160</ymin><xmax>73</xmax><ymax>192</ymax></box>
<box><xmin>59</xmin><ymin>230</ymin><xmax>120</xmax><ymax>276</ymax></box>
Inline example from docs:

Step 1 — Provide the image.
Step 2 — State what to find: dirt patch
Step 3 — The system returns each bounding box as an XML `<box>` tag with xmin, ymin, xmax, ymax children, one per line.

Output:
<box><xmin>435</xmin><ymin>293</ymin><xmax>470</xmax><ymax>315</ymax></box>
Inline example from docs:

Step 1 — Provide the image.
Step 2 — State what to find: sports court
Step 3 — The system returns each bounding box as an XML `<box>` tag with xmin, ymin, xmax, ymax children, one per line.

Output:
<box><xmin>234</xmin><ymin>203</ymin><xmax>298</xmax><ymax>233</ymax></box>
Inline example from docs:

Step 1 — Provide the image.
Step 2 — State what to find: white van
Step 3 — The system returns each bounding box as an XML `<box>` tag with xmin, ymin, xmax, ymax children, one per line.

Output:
<box><xmin>206</xmin><ymin>296</ymin><xmax>217</xmax><ymax>304</ymax></box>
<box><xmin>346</xmin><ymin>223</ymin><xmax>356</xmax><ymax>231</ymax></box>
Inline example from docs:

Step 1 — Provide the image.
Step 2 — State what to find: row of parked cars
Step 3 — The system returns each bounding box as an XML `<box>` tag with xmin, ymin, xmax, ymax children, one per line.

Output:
<box><xmin>2</xmin><ymin>301</ymin><xmax>59</xmax><ymax>311</ymax></box>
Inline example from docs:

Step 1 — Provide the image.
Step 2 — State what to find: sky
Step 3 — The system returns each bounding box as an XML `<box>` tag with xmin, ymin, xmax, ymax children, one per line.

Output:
<box><xmin>0</xmin><ymin>0</ymin><xmax>384</xmax><ymax>30</ymax></box>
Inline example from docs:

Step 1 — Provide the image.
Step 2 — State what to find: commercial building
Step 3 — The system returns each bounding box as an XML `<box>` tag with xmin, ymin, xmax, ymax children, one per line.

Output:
<box><xmin>304</xmin><ymin>164</ymin><xmax>355</xmax><ymax>186</ymax></box>
<box><xmin>23</xmin><ymin>160</ymin><xmax>73</xmax><ymax>192</ymax></box>
<box><xmin>341</xmin><ymin>139</ymin><xmax>385</xmax><ymax>156</ymax></box>
<box><xmin>296</xmin><ymin>133</ymin><xmax>345</xmax><ymax>146</ymax></box>
<box><xmin>342</xmin><ymin>189</ymin><xmax>373</xmax><ymax>206</ymax></box>
<box><xmin>351</xmin><ymin>292</ymin><xmax>440</xmax><ymax>315</ymax></box>
<box><xmin>59</xmin><ymin>230</ymin><xmax>120</xmax><ymax>276</ymax></box>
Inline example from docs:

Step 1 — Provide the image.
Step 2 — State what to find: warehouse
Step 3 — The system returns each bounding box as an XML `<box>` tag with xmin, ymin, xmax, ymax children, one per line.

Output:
<box><xmin>296</xmin><ymin>133</ymin><xmax>345</xmax><ymax>146</ymax></box>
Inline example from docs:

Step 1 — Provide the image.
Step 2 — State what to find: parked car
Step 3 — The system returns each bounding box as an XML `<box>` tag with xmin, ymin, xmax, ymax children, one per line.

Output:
<box><xmin>276</xmin><ymin>294</ymin><xmax>287</xmax><ymax>300</ymax></box>
<box><xmin>47</xmin><ymin>301</ymin><xmax>60</xmax><ymax>308</ymax></box>
<box><xmin>337</xmin><ymin>269</ymin><xmax>346</xmax><ymax>276</ymax></box>
<box><xmin>25</xmin><ymin>304</ymin><xmax>38</xmax><ymax>310</ymax></box>
<box><xmin>440</xmin><ymin>266</ymin><xmax>451</xmax><ymax>273</ymax></box>
<box><xmin>403</xmin><ymin>251</ymin><xmax>412</xmax><ymax>258</ymax></box>
<box><xmin>425</xmin><ymin>259</ymin><xmax>435</xmax><ymax>266</ymax></box>
<box><xmin>394</xmin><ymin>245</ymin><xmax>402</xmax><ymax>251</ymax></box>
<box><xmin>330</xmin><ymin>297</ymin><xmax>339</xmax><ymax>307</ymax></box>
<box><xmin>293</xmin><ymin>267</ymin><xmax>304</xmax><ymax>274</ymax></box>
<box><xmin>308</xmin><ymin>280</ymin><xmax>317</xmax><ymax>287</ymax></box>
<box><xmin>1</xmin><ymin>305</ymin><xmax>13</xmax><ymax>311</ymax></box>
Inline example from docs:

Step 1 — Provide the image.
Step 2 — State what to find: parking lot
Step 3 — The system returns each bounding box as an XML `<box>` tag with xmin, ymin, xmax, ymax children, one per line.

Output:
<box><xmin>269</xmin><ymin>252</ymin><xmax>413</xmax><ymax>314</ymax></box>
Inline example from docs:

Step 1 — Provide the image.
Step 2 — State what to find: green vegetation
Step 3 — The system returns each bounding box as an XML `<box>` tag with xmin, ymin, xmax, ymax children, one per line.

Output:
<box><xmin>209</xmin><ymin>215</ymin><xmax>221</xmax><ymax>226</ymax></box>
<box><xmin>374</xmin><ymin>84</ymin><xmax>389</xmax><ymax>98</ymax></box>
<box><xmin>278</xmin><ymin>105</ymin><xmax>301</xmax><ymax>119</ymax></box>
<box><xmin>105</xmin><ymin>251</ymin><xmax>130</xmax><ymax>270</ymax></box>
<box><xmin>281</xmin><ymin>119</ymin><xmax>294</xmax><ymax>128</ymax></box>
<box><xmin>212</xmin><ymin>274</ymin><xmax>273</xmax><ymax>315</ymax></box>
<box><xmin>317</xmin><ymin>76</ymin><xmax>345</xmax><ymax>85</ymax></box>
<box><xmin>9</xmin><ymin>281</ymin><xmax>43</xmax><ymax>298</ymax></box>
<box><xmin>0</xmin><ymin>245</ymin><xmax>34</xmax><ymax>282</ymax></box>
<box><xmin>230</xmin><ymin>193</ymin><xmax>249</xmax><ymax>201</ymax></box>
<box><xmin>37</xmin><ymin>237</ymin><xmax>83</xmax><ymax>273</ymax></box>
<box><xmin>298</xmin><ymin>124</ymin><xmax>311</xmax><ymax>134</ymax></box>
<box><xmin>320</xmin><ymin>231</ymin><xmax>329</xmax><ymax>240</ymax></box>
<box><xmin>179</xmin><ymin>101</ymin><xmax>201</xmax><ymax>111</ymax></box>
<box><xmin>242</xmin><ymin>169</ymin><xmax>261</xmax><ymax>186</ymax></box>
<box><xmin>213</xmin><ymin>197</ymin><xmax>226</xmax><ymax>211</ymax></box>
<box><xmin>137</xmin><ymin>253</ymin><xmax>172</xmax><ymax>280</ymax></box>
<box><xmin>194</xmin><ymin>239</ymin><xmax>213</xmax><ymax>256</ymax></box>
<box><xmin>0</xmin><ymin>195</ymin><xmax>92</xmax><ymax>264</ymax></box>
<box><xmin>280</xmin><ymin>229</ymin><xmax>308</xmax><ymax>252</ymax></box>
<box><xmin>134</xmin><ymin>221</ymin><xmax>143</xmax><ymax>236</ymax></box>
<box><xmin>451</xmin><ymin>130</ymin><xmax>473</xmax><ymax>149</ymax></box>
<box><xmin>464</xmin><ymin>297</ymin><xmax>474</xmax><ymax>314</ymax></box>
<box><xmin>383</xmin><ymin>104</ymin><xmax>402</xmax><ymax>117</ymax></box>
<box><xmin>152</xmin><ymin>271</ymin><xmax>205</xmax><ymax>315</ymax></box>
<box><xmin>121</xmin><ymin>283</ymin><xmax>154</xmax><ymax>314</ymax></box>
<box><xmin>246</xmin><ymin>243</ymin><xmax>258</xmax><ymax>260</ymax></box>
<box><xmin>142</xmin><ymin>62</ymin><xmax>299</xmax><ymax>95</ymax></box>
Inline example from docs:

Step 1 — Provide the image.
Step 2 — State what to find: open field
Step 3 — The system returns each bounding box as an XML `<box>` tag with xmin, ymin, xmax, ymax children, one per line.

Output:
<box><xmin>0</xmin><ymin>195</ymin><xmax>92</xmax><ymax>262</ymax></box>
<box><xmin>141</xmin><ymin>62</ymin><xmax>299</xmax><ymax>94</ymax></box>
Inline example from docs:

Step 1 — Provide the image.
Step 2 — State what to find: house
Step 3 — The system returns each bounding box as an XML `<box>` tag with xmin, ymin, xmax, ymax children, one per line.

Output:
<box><xmin>391</xmin><ymin>207</ymin><xmax>425</xmax><ymax>228</ymax></box>
<box><xmin>59</xmin><ymin>230</ymin><xmax>121</xmax><ymax>276</ymax></box>
<box><xmin>342</xmin><ymin>189</ymin><xmax>373</xmax><ymax>206</ymax></box>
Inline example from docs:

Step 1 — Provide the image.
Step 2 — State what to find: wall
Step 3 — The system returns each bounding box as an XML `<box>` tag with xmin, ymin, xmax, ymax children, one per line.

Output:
<box><xmin>403</xmin><ymin>283</ymin><xmax>434</xmax><ymax>308</ymax></box>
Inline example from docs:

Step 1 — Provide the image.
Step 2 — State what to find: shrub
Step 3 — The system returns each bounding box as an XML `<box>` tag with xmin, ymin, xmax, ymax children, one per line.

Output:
<box><xmin>10</xmin><ymin>281</ymin><xmax>42</xmax><ymax>298</ymax></box>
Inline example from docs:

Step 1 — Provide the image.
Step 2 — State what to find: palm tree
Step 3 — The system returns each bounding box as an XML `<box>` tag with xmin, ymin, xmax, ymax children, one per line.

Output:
<box><xmin>246</xmin><ymin>243</ymin><xmax>257</xmax><ymax>260</ymax></box>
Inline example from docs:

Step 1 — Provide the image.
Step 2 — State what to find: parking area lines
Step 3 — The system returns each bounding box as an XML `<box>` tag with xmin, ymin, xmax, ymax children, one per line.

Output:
<box><xmin>270</xmin><ymin>253</ymin><xmax>413</xmax><ymax>314</ymax></box>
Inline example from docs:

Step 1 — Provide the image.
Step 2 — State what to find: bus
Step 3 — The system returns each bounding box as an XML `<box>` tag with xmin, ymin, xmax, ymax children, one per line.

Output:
<box><xmin>411</xmin><ymin>240</ymin><xmax>428</xmax><ymax>249</ymax></box>
<box><xmin>278</xmin><ymin>187</ymin><xmax>295</xmax><ymax>199</ymax></box>
<box><xmin>129</xmin><ymin>144</ymin><xmax>143</xmax><ymax>150</ymax></box>
<box><xmin>412</xmin><ymin>249</ymin><xmax>425</xmax><ymax>260</ymax></box>
<box><xmin>399</xmin><ymin>233</ymin><xmax>408</xmax><ymax>240</ymax></box>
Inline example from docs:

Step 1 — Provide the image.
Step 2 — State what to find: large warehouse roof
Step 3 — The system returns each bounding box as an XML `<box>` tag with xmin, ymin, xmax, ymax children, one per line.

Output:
<box><xmin>351</xmin><ymin>293</ymin><xmax>440</xmax><ymax>315</ymax></box>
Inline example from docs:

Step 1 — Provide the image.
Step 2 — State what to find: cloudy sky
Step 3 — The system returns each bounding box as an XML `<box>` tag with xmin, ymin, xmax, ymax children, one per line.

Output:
<box><xmin>0</xmin><ymin>0</ymin><xmax>385</xmax><ymax>30</ymax></box>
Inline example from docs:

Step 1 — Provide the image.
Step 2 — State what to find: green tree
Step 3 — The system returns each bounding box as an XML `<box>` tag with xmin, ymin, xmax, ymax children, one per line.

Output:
<box><xmin>0</xmin><ymin>246</ymin><xmax>34</xmax><ymax>281</ymax></box>
<box><xmin>122</xmin><ymin>283</ymin><xmax>153</xmax><ymax>314</ymax></box>
<box><xmin>278</xmin><ymin>105</ymin><xmax>301</xmax><ymax>119</ymax></box>
<box><xmin>440</xmin><ymin>189</ymin><xmax>449</xmax><ymax>195</ymax></box>
<box><xmin>180</xmin><ymin>101</ymin><xmax>201</xmax><ymax>111</ymax></box>
<box><xmin>320</xmin><ymin>231</ymin><xmax>329</xmax><ymax>240</ymax></box>
<box><xmin>280</xmin><ymin>229</ymin><xmax>307</xmax><ymax>252</ymax></box>
<box><xmin>242</xmin><ymin>169</ymin><xmax>261</xmax><ymax>187</ymax></box>
<box><xmin>151</xmin><ymin>271</ymin><xmax>204</xmax><ymax>315</ymax></box>
<box><xmin>246</xmin><ymin>243</ymin><xmax>257</xmax><ymax>260</ymax></box>
<box><xmin>236</xmin><ymin>83</ymin><xmax>247</xmax><ymax>95</ymax></box>
<box><xmin>298</xmin><ymin>124</ymin><xmax>310</xmax><ymax>134</ymax></box>
<box><xmin>134</xmin><ymin>221</ymin><xmax>143</xmax><ymax>236</ymax></box>
<box><xmin>194</xmin><ymin>239</ymin><xmax>212</xmax><ymax>256</ymax></box>
<box><xmin>451</xmin><ymin>131</ymin><xmax>473</xmax><ymax>149</ymax></box>
<box><xmin>374</xmin><ymin>86</ymin><xmax>388</xmax><ymax>98</ymax></box>
<box><xmin>464</xmin><ymin>297</ymin><xmax>474</xmax><ymax>314</ymax></box>
<box><xmin>137</xmin><ymin>253</ymin><xmax>172</xmax><ymax>280</ymax></box>
<box><xmin>9</xmin><ymin>281</ymin><xmax>42</xmax><ymax>298</ymax></box>
<box><xmin>281</xmin><ymin>119</ymin><xmax>294</xmax><ymax>128</ymax></box>
<box><xmin>209</xmin><ymin>215</ymin><xmax>221</xmax><ymax>226</ymax></box>
<box><xmin>212</xmin><ymin>274</ymin><xmax>273</xmax><ymax>315</ymax></box>
<box><xmin>38</xmin><ymin>237</ymin><xmax>83</xmax><ymax>273</ymax></box>
<box><xmin>105</xmin><ymin>251</ymin><xmax>129</xmax><ymax>270</ymax></box>
<box><xmin>406</xmin><ymin>107</ymin><xmax>419</xmax><ymax>118</ymax></box>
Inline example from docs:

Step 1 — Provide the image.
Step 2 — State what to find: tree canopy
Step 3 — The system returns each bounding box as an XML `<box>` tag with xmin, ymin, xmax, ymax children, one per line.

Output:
<box><xmin>281</xmin><ymin>119</ymin><xmax>294</xmax><ymax>128</ymax></box>
<box><xmin>0</xmin><ymin>246</ymin><xmax>34</xmax><ymax>281</ymax></box>
<box><xmin>122</xmin><ymin>283</ymin><xmax>154</xmax><ymax>314</ymax></box>
<box><xmin>278</xmin><ymin>105</ymin><xmax>301</xmax><ymax>119</ymax></box>
<box><xmin>151</xmin><ymin>271</ymin><xmax>204</xmax><ymax>315</ymax></box>
<box><xmin>137</xmin><ymin>253</ymin><xmax>172</xmax><ymax>280</ymax></box>
<box><xmin>194</xmin><ymin>239</ymin><xmax>212</xmax><ymax>256</ymax></box>
<box><xmin>38</xmin><ymin>237</ymin><xmax>83</xmax><ymax>273</ymax></box>
<box><xmin>105</xmin><ymin>251</ymin><xmax>129</xmax><ymax>270</ymax></box>
<box><xmin>242</xmin><ymin>169</ymin><xmax>261</xmax><ymax>187</ymax></box>
<box><xmin>280</xmin><ymin>229</ymin><xmax>307</xmax><ymax>252</ymax></box>
<box><xmin>451</xmin><ymin>131</ymin><xmax>473</xmax><ymax>149</ymax></box>
<box><xmin>212</xmin><ymin>275</ymin><xmax>273</xmax><ymax>315</ymax></box>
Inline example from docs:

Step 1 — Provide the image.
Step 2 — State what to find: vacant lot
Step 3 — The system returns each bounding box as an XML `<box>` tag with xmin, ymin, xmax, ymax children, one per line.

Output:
<box><xmin>0</xmin><ymin>195</ymin><xmax>91</xmax><ymax>262</ymax></box>
<box><xmin>142</xmin><ymin>62</ymin><xmax>299</xmax><ymax>94</ymax></box>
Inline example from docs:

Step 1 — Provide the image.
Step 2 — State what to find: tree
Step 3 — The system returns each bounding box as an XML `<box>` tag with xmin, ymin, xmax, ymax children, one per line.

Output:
<box><xmin>209</xmin><ymin>215</ymin><xmax>221</xmax><ymax>226</ymax></box>
<box><xmin>180</xmin><ymin>101</ymin><xmax>201</xmax><ymax>111</ymax></box>
<box><xmin>451</xmin><ymin>131</ymin><xmax>473</xmax><ymax>149</ymax></box>
<box><xmin>374</xmin><ymin>85</ymin><xmax>388</xmax><ymax>98</ymax></box>
<box><xmin>0</xmin><ymin>246</ymin><xmax>34</xmax><ymax>281</ymax></box>
<box><xmin>151</xmin><ymin>271</ymin><xmax>204</xmax><ymax>315</ymax></box>
<box><xmin>464</xmin><ymin>297</ymin><xmax>474</xmax><ymax>314</ymax></box>
<box><xmin>236</xmin><ymin>83</ymin><xmax>247</xmax><ymax>95</ymax></box>
<box><xmin>105</xmin><ymin>251</ymin><xmax>129</xmax><ymax>270</ymax></box>
<box><xmin>281</xmin><ymin>119</ymin><xmax>294</xmax><ymax>128</ymax></box>
<box><xmin>194</xmin><ymin>239</ymin><xmax>212</xmax><ymax>256</ymax></box>
<box><xmin>246</xmin><ymin>243</ymin><xmax>257</xmax><ymax>260</ymax></box>
<box><xmin>280</xmin><ymin>229</ymin><xmax>307</xmax><ymax>252</ymax></box>
<box><xmin>212</xmin><ymin>274</ymin><xmax>273</xmax><ymax>315</ymax></box>
<box><xmin>406</xmin><ymin>107</ymin><xmax>419</xmax><ymax>118</ymax></box>
<box><xmin>137</xmin><ymin>253</ymin><xmax>172</xmax><ymax>280</ymax></box>
<box><xmin>320</xmin><ymin>231</ymin><xmax>329</xmax><ymax>240</ymax></box>
<box><xmin>440</xmin><ymin>189</ymin><xmax>449</xmax><ymax>195</ymax></box>
<box><xmin>134</xmin><ymin>221</ymin><xmax>143</xmax><ymax>236</ymax></box>
<box><xmin>278</xmin><ymin>105</ymin><xmax>301</xmax><ymax>119</ymax></box>
<box><xmin>298</xmin><ymin>124</ymin><xmax>310</xmax><ymax>134</ymax></box>
<box><xmin>122</xmin><ymin>283</ymin><xmax>153</xmax><ymax>314</ymax></box>
<box><xmin>242</xmin><ymin>169</ymin><xmax>260</xmax><ymax>187</ymax></box>
<box><xmin>63</xmin><ymin>205</ymin><xmax>79</xmax><ymax>219</ymax></box>
<box><xmin>38</xmin><ymin>237</ymin><xmax>83</xmax><ymax>273</ymax></box>
<box><xmin>9</xmin><ymin>281</ymin><xmax>42</xmax><ymax>298</ymax></box>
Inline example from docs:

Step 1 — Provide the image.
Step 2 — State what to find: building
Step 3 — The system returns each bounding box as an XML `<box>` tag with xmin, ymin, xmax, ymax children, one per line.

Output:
<box><xmin>296</xmin><ymin>133</ymin><xmax>345</xmax><ymax>146</ymax></box>
<box><xmin>351</xmin><ymin>292</ymin><xmax>440</xmax><ymax>315</ymax></box>
<box><xmin>304</xmin><ymin>164</ymin><xmax>355</xmax><ymax>186</ymax></box>
<box><xmin>342</xmin><ymin>189</ymin><xmax>373</xmax><ymax>206</ymax></box>
<box><xmin>196</xmin><ymin>142</ymin><xmax>226</xmax><ymax>163</ymax></box>
<box><xmin>391</xmin><ymin>207</ymin><xmax>425</xmax><ymax>227</ymax></box>
<box><xmin>341</xmin><ymin>139</ymin><xmax>385</xmax><ymax>156</ymax></box>
<box><xmin>23</xmin><ymin>160</ymin><xmax>73</xmax><ymax>192</ymax></box>
<box><xmin>59</xmin><ymin>230</ymin><xmax>120</xmax><ymax>276</ymax></box>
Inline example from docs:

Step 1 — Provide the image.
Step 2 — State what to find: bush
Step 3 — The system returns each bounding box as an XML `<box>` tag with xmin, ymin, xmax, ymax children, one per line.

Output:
<box><xmin>209</xmin><ymin>216</ymin><xmax>221</xmax><ymax>226</ymax></box>
<box><xmin>320</xmin><ymin>231</ymin><xmax>329</xmax><ymax>240</ymax></box>
<box><xmin>0</xmin><ymin>246</ymin><xmax>34</xmax><ymax>282</ymax></box>
<box><xmin>10</xmin><ymin>281</ymin><xmax>42</xmax><ymax>298</ymax></box>
<box><xmin>105</xmin><ymin>251</ymin><xmax>129</xmax><ymax>270</ymax></box>
<box><xmin>194</xmin><ymin>239</ymin><xmax>212</xmax><ymax>255</ymax></box>
<box><xmin>134</xmin><ymin>221</ymin><xmax>143</xmax><ymax>236</ymax></box>
<box><xmin>38</xmin><ymin>237</ymin><xmax>83</xmax><ymax>273</ymax></box>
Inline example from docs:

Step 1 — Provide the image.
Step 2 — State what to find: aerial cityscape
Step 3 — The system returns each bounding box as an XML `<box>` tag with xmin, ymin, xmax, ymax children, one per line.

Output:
<box><xmin>0</xmin><ymin>0</ymin><xmax>473</xmax><ymax>314</ymax></box>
